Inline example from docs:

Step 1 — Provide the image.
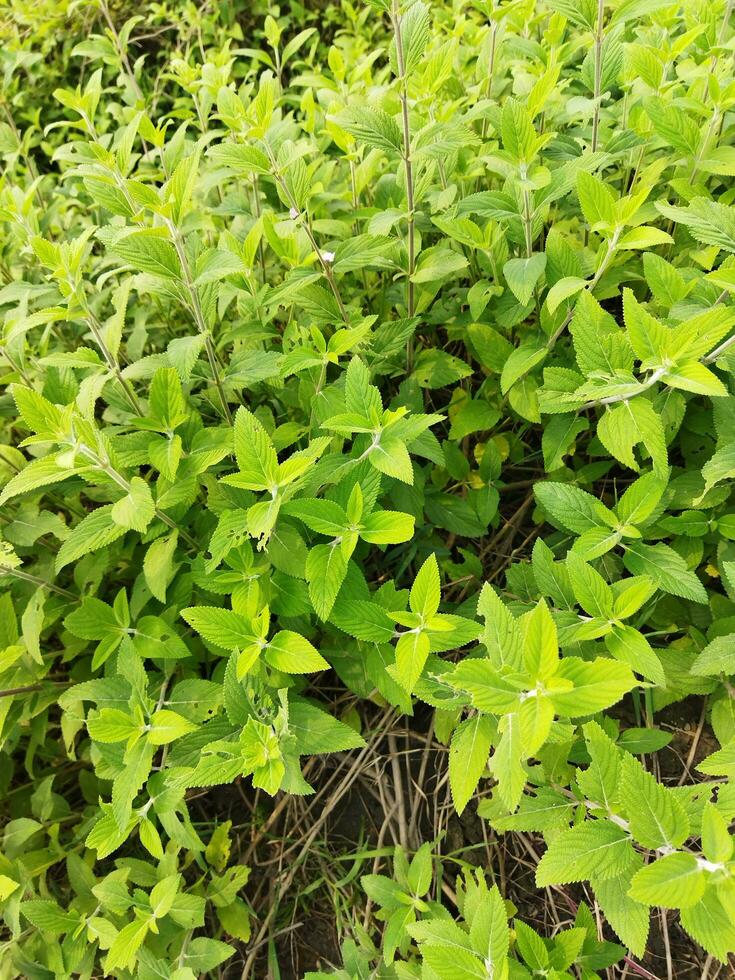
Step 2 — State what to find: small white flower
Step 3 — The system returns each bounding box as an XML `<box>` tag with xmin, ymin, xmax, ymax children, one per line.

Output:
<box><xmin>321</xmin><ymin>250</ymin><xmax>335</xmax><ymax>263</ymax></box>
<box><xmin>289</xmin><ymin>206</ymin><xmax>299</xmax><ymax>219</ymax></box>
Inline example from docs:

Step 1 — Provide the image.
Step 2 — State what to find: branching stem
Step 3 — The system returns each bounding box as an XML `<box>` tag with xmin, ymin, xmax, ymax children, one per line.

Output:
<box><xmin>165</xmin><ymin>220</ymin><xmax>233</xmax><ymax>425</ymax></box>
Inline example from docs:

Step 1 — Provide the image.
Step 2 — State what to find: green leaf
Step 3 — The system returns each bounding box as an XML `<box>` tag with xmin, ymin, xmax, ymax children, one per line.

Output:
<box><xmin>413</xmin><ymin>349</ymin><xmax>473</xmax><ymax>388</ymax></box>
<box><xmin>411</xmin><ymin>244</ymin><xmax>468</xmax><ymax>284</ymax></box>
<box><xmin>265</xmin><ymin>630</ymin><xmax>329</xmax><ymax>673</ymax></box>
<box><xmin>577</xmin><ymin>172</ymin><xmax>616</xmax><ymax>230</ymax></box>
<box><xmin>501</xmin><ymin>99</ymin><xmax>536</xmax><ymax>162</ymax></box>
<box><xmin>143</xmin><ymin>530</ymin><xmax>179</xmax><ymax>602</ymax></box>
<box><xmin>616</xmin><ymin>226</ymin><xmax>673</xmax><ymax>250</ymax></box>
<box><xmin>656</xmin><ymin>197</ymin><xmax>735</xmax><ymax>253</ymax></box>
<box><xmin>336</xmin><ymin>106</ymin><xmax>403</xmax><ymax>153</ymax></box>
<box><xmin>701</xmin><ymin>803</ymin><xmax>733</xmax><ymax>864</ymax></box>
<box><xmin>111</xmin><ymin>230</ymin><xmax>181</xmax><ymax>279</ymax></box>
<box><xmin>181</xmin><ymin>606</ymin><xmax>255</xmax><ymax>650</ymax></box>
<box><xmin>628</xmin><ymin>853</ymin><xmax>705</xmax><ymax>908</ymax></box>
<box><xmin>208</xmin><ymin>142</ymin><xmax>271</xmax><ymax>174</ymax></box>
<box><xmin>306</xmin><ymin>543</ymin><xmax>348</xmax><ymax>619</ymax></box>
<box><xmin>194</xmin><ymin>248</ymin><xmax>244</xmax><ymax>286</ymax></box>
<box><xmin>395</xmin><ymin>0</ymin><xmax>430</xmax><ymax>76</ymax></box>
<box><xmin>344</xmin><ymin>356</ymin><xmax>382</xmax><ymax>419</ymax></box>
<box><xmin>56</xmin><ymin>506</ymin><xmax>128</xmax><ymax>572</ymax></box>
<box><xmin>370</xmin><ymin>435</ymin><xmax>414</xmax><ymax>483</ymax></box>
<box><xmin>605</xmin><ymin>625</ymin><xmax>664</xmax><ymax>687</ymax></box>
<box><xmin>87</xmin><ymin>708</ymin><xmax>141</xmax><ymax>743</ymax></box>
<box><xmin>232</xmin><ymin>408</ymin><xmax>279</xmax><ymax>491</ymax></box>
<box><xmin>284</xmin><ymin>499</ymin><xmax>349</xmax><ymax>536</ymax></box>
<box><xmin>181</xmin><ymin>937</ymin><xmax>235</xmax><ymax>973</ymax></box>
<box><xmin>111</xmin><ymin>477</ymin><xmax>155</xmax><ymax>532</ymax></box>
<box><xmin>391</xmin><ymin>630</ymin><xmax>430</xmax><ymax>692</ymax></box>
<box><xmin>551</xmin><ymin>658</ymin><xmax>638</xmax><ymax>716</ymax></box>
<box><xmin>500</xmin><ymin>345</ymin><xmax>547</xmax><ymax>395</ymax></box>
<box><xmin>21</xmin><ymin>900</ymin><xmax>80</xmax><ymax>935</ymax></box>
<box><xmin>594</xmin><ymin>868</ymin><xmax>650</xmax><ymax>956</ymax></box>
<box><xmin>691</xmin><ymin>634</ymin><xmax>735</xmax><ymax>676</ymax></box>
<box><xmin>360</xmin><ymin>510</ymin><xmax>415</xmax><ymax>544</ymax></box>
<box><xmin>546</xmin><ymin>276</ymin><xmax>586</xmax><ymax>314</ymax></box>
<box><xmin>65</xmin><ymin>596</ymin><xmax>122</xmax><ymax>641</ymax></box>
<box><xmin>536</xmin><ymin>821</ymin><xmax>635</xmax><ymax>886</ymax></box>
<box><xmin>491</xmin><ymin>712</ymin><xmax>526</xmax><ymax>811</ymax></box>
<box><xmin>679</xmin><ymin>887</ymin><xmax>735</xmax><ymax>962</ymax></box>
<box><xmin>503</xmin><ymin>253</ymin><xmax>546</xmax><ymax>306</ymax></box>
<box><xmin>619</xmin><ymin>754</ymin><xmax>689</xmax><ymax>849</ymax></box>
<box><xmin>449</xmin><ymin>714</ymin><xmax>493</xmax><ymax>815</ymax></box>
<box><xmin>288</xmin><ymin>700</ymin><xmax>365</xmax><ymax>753</ymax></box>
<box><xmin>447</xmin><ymin>660</ymin><xmax>524</xmax><ymax>713</ymax></box>
<box><xmin>0</xmin><ymin>454</ymin><xmax>80</xmax><ymax>507</ymax></box>
<box><xmin>622</xmin><ymin>542</ymin><xmax>707</xmax><ymax>604</ymax></box>
<box><xmin>148</xmin><ymin>709</ymin><xmax>197</xmax><ymax>744</ymax></box>
<box><xmin>521</xmin><ymin>598</ymin><xmax>558</xmax><ymax>682</ymax></box>
<box><xmin>105</xmin><ymin>917</ymin><xmax>151</xmax><ymax>972</ymax></box>
<box><xmin>410</xmin><ymin>554</ymin><xmax>441</xmax><ymax>619</ymax></box>
<box><xmin>534</xmin><ymin>482</ymin><xmax>617</xmax><ymax>535</ymax></box>
<box><xmin>477</xmin><ymin>584</ymin><xmax>523</xmax><ymax>670</ymax></box>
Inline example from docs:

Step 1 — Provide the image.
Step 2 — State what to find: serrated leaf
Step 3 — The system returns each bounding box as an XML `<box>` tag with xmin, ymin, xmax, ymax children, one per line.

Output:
<box><xmin>536</xmin><ymin>821</ymin><xmax>635</xmax><ymax>886</ymax></box>
<box><xmin>449</xmin><ymin>714</ymin><xmax>493</xmax><ymax>815</ymax></box>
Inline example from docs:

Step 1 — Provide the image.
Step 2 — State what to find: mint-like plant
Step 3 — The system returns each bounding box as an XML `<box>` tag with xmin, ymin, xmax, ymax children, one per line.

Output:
<box><xmin>2</xmin><ymin>0</ymin><xmax>735</xmax><ymax>976</ymax></box>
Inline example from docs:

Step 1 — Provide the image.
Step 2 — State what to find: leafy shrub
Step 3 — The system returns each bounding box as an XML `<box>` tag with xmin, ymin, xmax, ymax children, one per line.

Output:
<box><xmin>2</xmin><ymin>0</ymin><xmax>735</xmax><ymax>976</ymax></box>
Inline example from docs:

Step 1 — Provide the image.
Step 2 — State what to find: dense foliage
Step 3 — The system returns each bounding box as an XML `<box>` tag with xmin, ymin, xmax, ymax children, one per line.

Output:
<box><xmin>2</xmin><ymin>0</ymin><xmax>735</xmax><ymax>976</ymax></box>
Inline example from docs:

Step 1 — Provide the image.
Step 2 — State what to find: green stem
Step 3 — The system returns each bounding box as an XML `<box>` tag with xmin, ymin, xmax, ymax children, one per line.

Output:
<box><xmin>82</xmin><ymin>304</ymin><xmax>144</xmax><ymax>416</ymax></box>
<box><xmin>261</xmin><ymin>141</ymin><xmax>350</xmax><ymax>324</ymax></box>
<box><xmin>0</xmin><ymin>345</ymin><xmax>33</xmax><ymax>387</ymax></box>
<box><xmin>165</xmin><ymin>220</ymin><xmax>233</xmax><ymax>425</ymax></box>
<box><xmin>547</xmin><ymin>230</ymin><xmax>619</xmax><ymax>349</ymax></box>
<box><xmin>391</xmin><ymin>0</ymin><xmax>416</xmax><ymax>344</ymax></box>
<box><xmin>98</xmin><ymin>0</ymin><xmax>144</xmax><ymax>101</ymax></box>
<box><xmin>76</xmin><ymin>442</ymin><xmax>199</xmax><ymax>550</ymax></box>
<box><xmin>0</xmin><ymin>100</ymin><xmax>46</xmax><ymax>209</ymax></box>
<box><xmin>0</xmin><ymin>565</ymin><xmax>78</xmax><ymax>601</ymax></box>
<box><xmin>591</xmin><ymin>0</ymin><xmax>605</xmax><ymax>153</ymax></box>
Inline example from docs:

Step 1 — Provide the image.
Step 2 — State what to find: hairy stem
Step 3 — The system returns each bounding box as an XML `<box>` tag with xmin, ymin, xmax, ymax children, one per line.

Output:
<box><xmin>591</xmin><ymin>0</ymin><xmax>605</xmax><ymax>153</ymax></box>
<box><xmin>391</xmin><ymin>0</ymin><xmax>416</xmax><ymax>366</ymax></box>
<box><xmin>261</xmin><ymin>141</ymin><xmax>350</xmax><ymax>324</ymax></box>
<box><xmin>165</xmin><ymin>220</ymin><xmax>233</xmax><ymax>425</ymax></box>
<box><xmin>83</xmin><ymin>305</ymin><xmax>144</xmax><ymax>416</ymax></box>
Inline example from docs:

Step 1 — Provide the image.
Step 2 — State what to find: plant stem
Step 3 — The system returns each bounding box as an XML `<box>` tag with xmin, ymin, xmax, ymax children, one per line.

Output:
<box><xmin>98</xmin><ymin>0</ymin><xmax>144</xmax><ymax>102</ymax></box>
<box><xmin>547</xmin><ymin>230</ymin><xmax>619</xmax><ymax>349</ymax></box>
<box><xmin>251</xmin><ymin>177</ymin><xmax>268</xmax><ymax>283</ymax></box>
<box><xmin>591</xmin><ymin>0</ymin><xmax>605</xmax><ymax>153</ymax></box>
<box><xmin>82</xmin><ymin>305</ymin><xmax>144</xmax><ymax>416</ymax></box>
<box><xmin>0</xmin><ymin>100</ymin><xmax>46</xmax><ymax>209</ymax></box>
<box><xmin>479</xmin><ymin>21</ymin><xmax>498</xmax><ymax>144</ymax></box>
<box><xmin>689</xmin><ymin>106</ymin><xmax>720</xmax><ymax>186</ymax></box>
<box><xmin>76</xmin><ymin>443</ymin><xmax>199</xmax><ymax>550</ymax></box>
<box><xmin>703</xmin><ymin>321</ymin><xmax>735</xmax><ymax>365</ymax></box>
<box><xmin>0</xmin><ymin>345</ymin><xmax>34</xmax><ymax>387</ymax></box>
<box><xmin>391</xmin><ymin>0</ymin><xmax>416</xmax><ymax>365</ymax></box>
<box><xmin>0</xmin><ymin>565</ymin><xmax>78</xmax><ymax>601</ymax></box>
<box><xmin>165</xmin><ymin>220</ymin><xmax>233</xmax><ymax>425</ymax></box>
<box><xmin>261</xmin><ymin>141</ymin><xmax>350</xmax><ymax>324</ymax></box>
<box><xmin>583</xmin><ymin>290</ymin><xmax>734</xmax><ymax>405</ymax></box>
<box><xmin>703</xmin><ymin>0</ymin><xmax>735</xmax><ymax>102</ymax></box>
<box><xmin>588</xmin><ymin>366</ymin><xmax>666</xmax><ymax>408</ymax></box>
